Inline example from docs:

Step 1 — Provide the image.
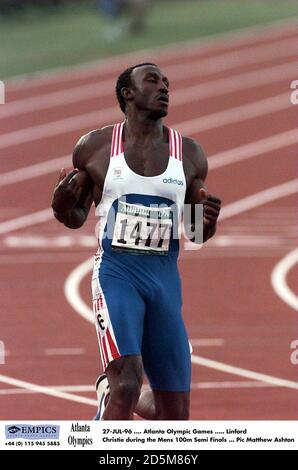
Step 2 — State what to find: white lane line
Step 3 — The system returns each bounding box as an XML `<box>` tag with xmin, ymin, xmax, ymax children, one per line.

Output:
<box><xmin>185</xmin><ymin>249</ymin><xmax>296</xmax><ymax>259</ymax></box>
<box><xmin>2</xmin><ymin>234</ymin><xmax>96</xmax><ymax>248</ymax></box>
<box><xmin>64</xmin><ymin>257</ymin><xmax>94</xmax><ymax>323</ymax></box>
<box><xmin>0</xmin><ymin>385</ymin><xmax>96</xmax><ymax>395</ymax></box>
<box><xmin>0</xmin><ymin>380</ymin><xmax>278</xmax><ymax>396</ymax></box>
<box><xmin>213</xmin><ymin>234</ymin><xmax>289</xmax><ymax>247</ymax></box>
<box><xmin>191</xmin><ymin>381</ymin><xmax>274</xmax><ymax>390</ymax></box>
<box><xmin>172</xmin><ymin>61</ymin><xmax>297</xmax><ymax>106</ymax></box>
<box><xmin>3</xmin><ymin>232</ymin><xmax>295</xmax><ymax>251</ymax></box>
<box><xmin>165</xmin><ymin>38</ymin><xmax>297</xmax><ymax>81</ymax></box>
<box><xmin>0</xmin><ymin>253</ymin><xmax>92</xmax><ymax>264</ymax></box>
<box><xmin>271</xmin><ymin>248</ymin><xmax>298</xmax><ymax>311</ymax></box>
<box><xmin>0</xmin><ymin>91</ymin><xmax>290</xmax><ymax>150</ymax></box>
<box><xmin>208</xmin><ymin>129</ymin><xmax>298</xmax><ymax>170</ymax></box>
<box><xmin>2</xmin><ymin>41</ymin><xmax>296</xmax><ymax>117</ymax></box>
<box><xmin>0</xmin><ymin>107</ymin><xmax>120</xmax><ymax>150</ymax></box>
<box><xmin>0</xmin><ymin>208</ymin><xmax>52</xmax><ymax>235</ymax></box>
<box><xmin>0</xmin><ymin>155</ymin><xmax>70</xmax><ymax>187</ymax></box>
<box><xmin>0</xmin><ymin>373</ymin><xmax>97</xmax><ymax>406</ymax></box>
<box><xmin>191</xmin><ymin>338</ymin><xmax>225</xmax><ymax>347</ymax></box>
<box><xmin>8</xmin><ymin>18</ymin><xmax>297</xmax><ymax>88</ymax></box>
<box><xmin>64</xmin><ymin>179</ymin><xmax>298</xmax><ymax>390</ymax></box>
<box><xmin>191</xmin><ymin>355</ymin><xmax>298</xmax><ymax>390</ymax></box>
<box><xmin>1</xmin><ymin>128</ymin><xmax>297</xmax><ymax>188</ymax></box>
<box><xmin>44</xmin><ymin>348</ymin><xmax>86</xmax><ymax>356</ymax></box>
<box><xmin>179</xmin><ymin>92</ymin><xmax>289</xmax><ymax>135</ymax></box>
<box><xmin>185</xmin><ymin>180</ymin><xmax>298</xmax><ymax>250</ymax></box>
<box><xmin>220</xmin><ymin>179</ymin><xmax>298</xmax><ymax>221</ymax></box>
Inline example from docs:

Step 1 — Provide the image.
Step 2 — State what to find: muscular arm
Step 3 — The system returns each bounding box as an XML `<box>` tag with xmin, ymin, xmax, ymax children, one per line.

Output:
<box><xmin>51</xmin><ymin>134</ymin><xmax>95</xmax><ymax>229</ymax></box>
<box><xmin>184</xmin><ymin>138</ymin><xmax>221</xmax><ymax>243</ymax></box>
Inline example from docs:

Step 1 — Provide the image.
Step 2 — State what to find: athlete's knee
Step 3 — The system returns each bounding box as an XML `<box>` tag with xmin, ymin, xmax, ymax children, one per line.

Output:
<box><xmin>110</xmin><ymin>377</ymin><xmax>142</xmax><ymax>407</ymax></box>
<box><xmin>106</xmin><ymin>357</ymin><xmax>143</xmax><ymax>409</ymax></box>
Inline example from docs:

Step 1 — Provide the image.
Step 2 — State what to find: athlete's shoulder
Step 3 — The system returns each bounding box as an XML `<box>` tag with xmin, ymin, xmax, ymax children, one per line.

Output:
<box><xmin>182</xmin><ymin>136</ymin><xmax>205</xmax><ymax>157</ymax></box>
<box><xmin>182</xmin><ymin>136</ymin><xmax>208</xmax><ymax>179</ymax></box>
<box><xmin>75</xmin><ymin>126</ymin><xmax>113</xmax><ymax>154</ymax></box>
<box><xmin>73</xmin><ymin>126</ymin><xmax>114</xmax><ymax>168</ymax></box>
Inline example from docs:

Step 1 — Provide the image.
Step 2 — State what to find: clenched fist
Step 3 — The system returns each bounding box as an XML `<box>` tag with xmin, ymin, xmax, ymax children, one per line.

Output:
<box><xmin>199</xmin><ymin>188</ymin><xmax>221</xmax><ymax>226</ymax></box>
<box><xmin>51</xmin><ymin>168</ymin><xmax>89</xmax><ymax>214</ymax></box>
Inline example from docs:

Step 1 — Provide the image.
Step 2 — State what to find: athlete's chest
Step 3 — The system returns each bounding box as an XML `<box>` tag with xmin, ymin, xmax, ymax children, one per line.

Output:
<box><xmin>123</xmin><ymin>142</ymin><xmax>169</xmax><ymax>177</ymax></box>
<box><xmin>104</xmin><ymin>150</ymin><xmax>185</xmax><ymax>205</ymax></box>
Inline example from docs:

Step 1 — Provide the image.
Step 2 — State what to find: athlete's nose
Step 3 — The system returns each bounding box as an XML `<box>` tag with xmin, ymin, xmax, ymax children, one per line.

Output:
<box><xmin>158</xmin><ymin>80</ymin><xmax>169</xmax><ymax>94</ymax></box>
<box><xmin>158</xmin><ymin>86</ymin><xmax>169</xmax><ymax>101</ymax></box>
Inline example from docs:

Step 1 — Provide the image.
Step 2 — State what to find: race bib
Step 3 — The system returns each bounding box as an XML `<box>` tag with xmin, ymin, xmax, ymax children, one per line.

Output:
<box><xmin>112</xmin><ymin>201</ymin><xmax>172</xmax><ymax>255</ymax></box>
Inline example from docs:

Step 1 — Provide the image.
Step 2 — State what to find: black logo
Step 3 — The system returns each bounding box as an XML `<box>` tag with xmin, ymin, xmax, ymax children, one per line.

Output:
<box><xmin>7</xmin><ymin>426</ymin><xmax>21</xmax><ymax>434</ymax></box>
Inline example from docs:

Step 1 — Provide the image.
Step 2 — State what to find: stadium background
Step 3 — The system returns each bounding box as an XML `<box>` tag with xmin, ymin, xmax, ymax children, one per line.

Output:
<box><xmin>0</xmin><ymin>0</ymin><xmax>297</xmax><ymax>420</ymax></box>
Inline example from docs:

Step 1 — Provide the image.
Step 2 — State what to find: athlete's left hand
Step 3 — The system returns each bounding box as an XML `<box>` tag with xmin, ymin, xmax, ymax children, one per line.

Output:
<box><xmin>199</xmin><ymin>188</ymin><xmax>221</xmax><ymax>226</ymax></box>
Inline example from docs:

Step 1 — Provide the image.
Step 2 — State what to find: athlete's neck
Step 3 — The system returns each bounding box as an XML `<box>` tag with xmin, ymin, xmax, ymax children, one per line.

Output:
<box><xmin>123</xmin><ymin>115</ymin><xmax>164</xmax><ymax>144</ymax></box>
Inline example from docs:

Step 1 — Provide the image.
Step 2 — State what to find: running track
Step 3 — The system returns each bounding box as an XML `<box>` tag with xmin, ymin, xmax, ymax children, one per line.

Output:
<box><xmin>0</xmin><ymin>20</ymin><xmax>297</xmax><ymax>420</ymax></box>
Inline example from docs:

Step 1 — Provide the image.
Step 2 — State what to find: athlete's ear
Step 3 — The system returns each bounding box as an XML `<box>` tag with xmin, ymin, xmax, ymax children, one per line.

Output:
<box><xmin>121</xmin><ymin>87</ymin><xmax>134</xmax><ymax>103</ymax></box>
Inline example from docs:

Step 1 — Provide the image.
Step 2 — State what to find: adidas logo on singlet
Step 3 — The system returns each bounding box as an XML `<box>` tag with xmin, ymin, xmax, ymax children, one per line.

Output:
<box><xmin>163</xmin><ymin>177</ymin><xmax>184</xmax><ymax>186</ymax></box>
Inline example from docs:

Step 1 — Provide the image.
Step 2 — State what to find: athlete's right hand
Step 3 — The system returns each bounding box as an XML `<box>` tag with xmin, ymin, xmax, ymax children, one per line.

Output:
<box><xmin>51</xmin><ymin>168</ymin><xmax>81</xmax><ymax>214</ymax></box>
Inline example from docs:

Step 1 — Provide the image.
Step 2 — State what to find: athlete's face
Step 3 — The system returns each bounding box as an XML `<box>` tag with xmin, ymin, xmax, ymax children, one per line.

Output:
<box><xmin>129</xmin><ymin>65</ymin><xmax>169</xmax><ymax>119</ymax></box>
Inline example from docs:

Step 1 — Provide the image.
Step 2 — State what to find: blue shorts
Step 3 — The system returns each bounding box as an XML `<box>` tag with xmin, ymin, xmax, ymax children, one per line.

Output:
<box><xmin>92</xmin><ymin>252</ymin><xmax>191</xmax><ymax>392</ymax></box>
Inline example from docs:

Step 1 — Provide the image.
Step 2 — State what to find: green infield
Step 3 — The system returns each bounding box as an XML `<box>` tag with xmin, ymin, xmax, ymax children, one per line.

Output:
<box><xmin>0</xmin><ymin>0</ymin><xmax>297</xmax><ymax>79</ymax></box>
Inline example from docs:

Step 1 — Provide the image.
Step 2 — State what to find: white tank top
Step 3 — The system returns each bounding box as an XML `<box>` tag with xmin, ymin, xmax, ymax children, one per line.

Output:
<box><xmin>95</xmin><ymin>122</ymin><xmax>186</xmax><ymax>256</ymax></box>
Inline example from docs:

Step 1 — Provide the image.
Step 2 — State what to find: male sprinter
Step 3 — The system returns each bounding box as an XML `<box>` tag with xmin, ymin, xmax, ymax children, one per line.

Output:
<box><xmin>52</xmin><ymin>63</ymin><xmax>221</xmax><ymax>420</ymax></box>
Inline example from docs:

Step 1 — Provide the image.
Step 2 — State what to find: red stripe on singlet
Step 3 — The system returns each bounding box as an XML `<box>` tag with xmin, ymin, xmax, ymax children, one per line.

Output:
<box><xmin>119</xmin><ymin>123</ymin><xmax>124</xmax><ymax>154</ymax></box>
<box><xmin>179</xmin><ymin>132</ymin><xmax>182</xmax><ymax>161</ymax></box>
<box><xmin>115</xmin><ymin>123</ymin><xmax>121</xmax><ymax>157</ymax></box>
<box><xmin>116</xmin><ymin>123</ymin><xmax>121</xmax><ymax>155</ymax></box>
<box><xmin>172</xmin><ymin>129</ymin><xmax>177</xmax><ymax>159</ymax></box>
<box><xmin>111</xmin><ymin>124</ymin><xmax>117</xmax><ymax>157</ymax></box>
<box><xmin>175</xmin><ymin>130</ymin><xmax>181</xmax><ymax>161</ymax></box>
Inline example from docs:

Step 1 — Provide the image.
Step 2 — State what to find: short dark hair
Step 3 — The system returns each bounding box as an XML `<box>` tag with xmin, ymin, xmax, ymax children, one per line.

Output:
<box><xmin>115</xmin><ymin>63</ymin><xmax>157</xmax><ymax>114</ymax></box>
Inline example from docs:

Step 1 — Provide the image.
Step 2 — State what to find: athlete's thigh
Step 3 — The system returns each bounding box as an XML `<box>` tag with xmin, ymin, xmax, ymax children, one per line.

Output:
<box><xmin>141</xmin><ymin>291</ymin><xmax>191</xmax><ymax>392</ymax></box>
<box><xmin>92</xmin><ymin>271</ymin><xmax>146</xmax><ymax>371</ymax></box>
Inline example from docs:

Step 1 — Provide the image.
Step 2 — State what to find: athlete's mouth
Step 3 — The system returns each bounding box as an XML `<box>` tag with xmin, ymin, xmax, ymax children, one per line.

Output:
<box><xmin>157</xmin><ymin>94</ymin><xmax>169</xmax><ymax>104</ymax></box>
